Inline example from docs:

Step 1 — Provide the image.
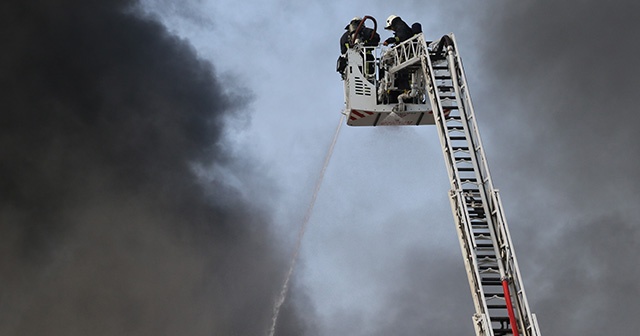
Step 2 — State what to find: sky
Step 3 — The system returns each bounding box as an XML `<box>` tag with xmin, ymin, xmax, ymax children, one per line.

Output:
<box><xmin>2</xmin><ymin>0</ymin><xmax>640</xmax><ymax>335</ymax></box>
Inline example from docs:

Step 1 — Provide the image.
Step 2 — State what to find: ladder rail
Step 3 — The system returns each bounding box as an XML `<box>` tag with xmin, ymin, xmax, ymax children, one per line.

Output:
<box><xmin>445</xmin><ymin>44</ymin><xmax>507</xmax><ymax>280</ymax></box>
<box><xmin>421</xmin><ymin>35</ymin><xmax>496</xmax><ymax>336</ymax></box>
<box><xmin>448</xmin><ymin>34</ymin><xmax>494</xmax><ymax>195</ymax></box>
<box><xmin>451</xmin><ymin>189</ymin><xmax>495</xmax><ymax>336</ymax></box>
<box><xmin>387</xmin><ymin>34</ymin><xmax>428</xmax><ymax>74</ymax></box>
<box><xmin>491</xmin><ymin>190</ymin><xmax>541</xmax><ymax>336</ymax></box>
<box><xmin>447</xmin><ymin>34</ymin><xmax>541</xmax><ymax>336</ymax></box>
<box><xmin>445</xmin><ymin>42</ymin><xmax>506</xmax><ymax>336</ymax></box>
<box><xmin>421</xmin><ymin>33</ymin><xmax>542</xmax><ymax>336</ymax></box>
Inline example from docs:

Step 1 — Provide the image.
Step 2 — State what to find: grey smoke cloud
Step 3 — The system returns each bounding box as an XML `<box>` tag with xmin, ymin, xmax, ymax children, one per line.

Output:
<box><xmin>0</xmin><ymin>0</ymin><xmax>310</xmax><ymax>335</ymax></box>
<box><xmin>468</xmin><ymin>1</ymin><xmax>640</xmax><ymax>334</ymax></box>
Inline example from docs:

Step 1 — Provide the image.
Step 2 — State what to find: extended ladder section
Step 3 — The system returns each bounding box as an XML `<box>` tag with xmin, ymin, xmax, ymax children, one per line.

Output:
<box><xmin>419</xmin><ymin>34</ymin><xmax>542</xmax><ymax>336</ymax></box>
<box><xmin>342</xmin><ymin>32</ymin><xmax>542</xmax><ymax>336</ymax></box>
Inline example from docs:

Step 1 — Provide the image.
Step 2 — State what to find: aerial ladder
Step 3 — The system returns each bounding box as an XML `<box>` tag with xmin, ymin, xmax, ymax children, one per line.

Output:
<box><xmin>340</xmin><ymin>17</ymin><xmax>543</xmax><ymax>336</ymax></box>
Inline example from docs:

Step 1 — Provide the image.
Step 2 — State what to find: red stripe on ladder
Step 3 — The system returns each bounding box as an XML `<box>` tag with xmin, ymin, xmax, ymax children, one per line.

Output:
<box><xmin>502</xmin><ymin>279</ymin><xmax>520</xmax><ymax>336</ymax></box>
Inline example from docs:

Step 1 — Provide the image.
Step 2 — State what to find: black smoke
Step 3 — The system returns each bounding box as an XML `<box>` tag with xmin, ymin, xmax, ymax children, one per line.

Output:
<box><xmin>0</xmin><ymin>0</ymin><xmax>311</xmax><ymax>335</ymax></box>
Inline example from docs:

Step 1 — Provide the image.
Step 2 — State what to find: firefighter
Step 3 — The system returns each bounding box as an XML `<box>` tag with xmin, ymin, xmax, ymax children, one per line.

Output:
<box><xmin>337</xmin><ymin>17</ymin><xmax>380</xmax><ymax>77</ymax></box>
<box><xmin>382</xmin><ymin>15</ymin><xmax>413</xmax><ymax>46</ymax></box>
<box><xmin>340</xmin><ymin>17</ymin><xmax>380</xmax><ymax>54</ymax></box>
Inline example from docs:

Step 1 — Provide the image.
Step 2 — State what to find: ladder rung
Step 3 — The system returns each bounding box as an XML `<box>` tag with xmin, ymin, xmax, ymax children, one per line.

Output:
<box><xmin>486</xmin><ymin>292</ymin><xmax>506</xmax><ymax>297</ymax></box>
<box><xmin>478</xmin><ymin>261</ymin><xmax>497</xmax><ymax>267</ymax></box>
<box><xmin>479</xmin><ymin>265</ymin><xmax>499</xmax><ymax>272</ymax></box>
<box><xmin>490</xmin><ymin>316</ymin><xmax>510</xmax><ymax>322</ymax></box>
<box><xmin>481</xmin><ymin>278</ymin><xmax>502</xmax><ymax>286</ymax></box>
<box><xmin>477</xmin><ymin>258</ymin><xmax>496</xmax><ymax>263</ymax></box>
<box><xmin>476</xmin><ymin>249</ymin><xmax>494</xmax><ymax>256</ymax></box>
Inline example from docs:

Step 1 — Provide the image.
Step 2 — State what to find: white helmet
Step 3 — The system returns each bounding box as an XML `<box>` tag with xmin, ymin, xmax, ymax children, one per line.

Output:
<box><xmin>385</xmin><ymin>15</ymin><xmax>399</xmax><ymax>29</ymax></box>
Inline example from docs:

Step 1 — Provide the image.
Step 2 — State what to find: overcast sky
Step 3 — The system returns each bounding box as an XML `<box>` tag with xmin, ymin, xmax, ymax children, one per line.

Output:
<box><xmin>2</xmin><ymin>0</ymin><xmax>640</xmax><ymax>335</ymax></box>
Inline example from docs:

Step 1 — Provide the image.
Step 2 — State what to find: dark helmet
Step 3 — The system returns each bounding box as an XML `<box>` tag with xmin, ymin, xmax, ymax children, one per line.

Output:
<box><xmin>345</xmin><ymin>16</ymin><xmax>363</xmax><ymax>32</ymax></box>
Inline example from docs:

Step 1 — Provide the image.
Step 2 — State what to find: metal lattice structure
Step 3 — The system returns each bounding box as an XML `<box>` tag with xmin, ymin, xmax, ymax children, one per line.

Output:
<box><xmin>341</xmin><ymin>32</ymin><xmax>542</xmax><ymax>336</ymax></box>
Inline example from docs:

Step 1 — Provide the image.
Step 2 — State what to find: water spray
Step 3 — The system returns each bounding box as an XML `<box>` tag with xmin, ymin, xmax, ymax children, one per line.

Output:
<box><xmin>267</xmin><ymin>114</ymin><xmax>345</xmax><ymax>336</ymax></box>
